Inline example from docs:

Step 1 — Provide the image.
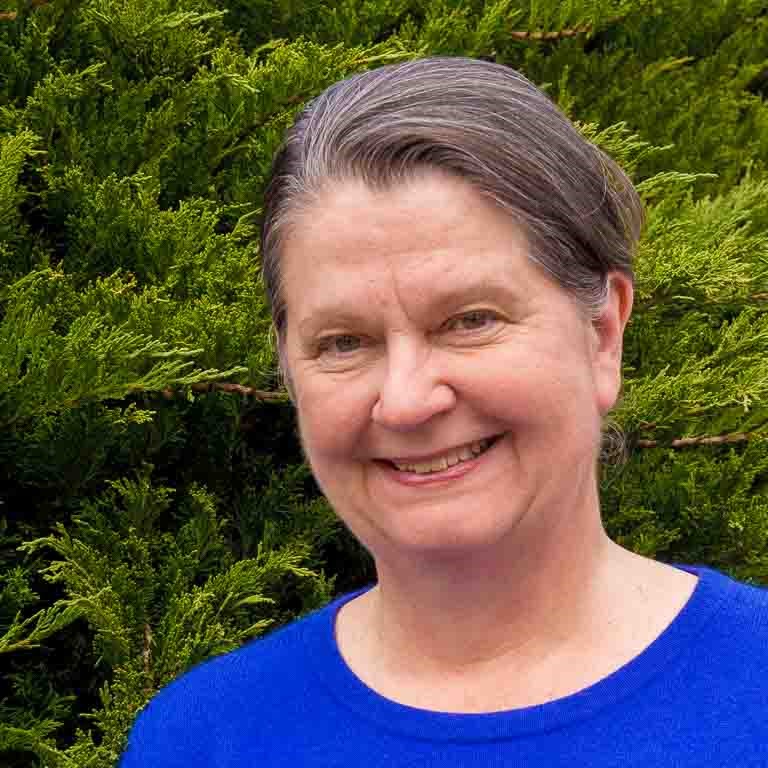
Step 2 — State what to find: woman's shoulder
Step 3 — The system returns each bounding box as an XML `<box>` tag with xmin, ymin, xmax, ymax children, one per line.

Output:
<box><xmin>156</xmin><ymin>592</ymin><xmax>347</xmax><ymax>703</ymax></box>
<box><xmin>699</xmin><ymin>564</ymin><xmax>768</xmax><ymax>613</ymax></box>
<box><xmin>719</xmin><ymin>569</ymin><xmax>768</xmax><ymax>627</ymax></box>
<box><xmin>120</xmin><ymin>591</ymin><xmax>358</xmax><ymax>766</ymax></box>
<box><xmin>682</xmin><ymin>565</ymin><xmax>768</xmax><ymax>661</ymax></box>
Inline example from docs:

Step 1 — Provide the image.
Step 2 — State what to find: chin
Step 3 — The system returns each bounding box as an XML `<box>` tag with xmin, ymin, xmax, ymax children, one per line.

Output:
<box><xmin>373</xmin><ymin>508</ymin><xmax>527</xmax><ymax>562</ymax></box>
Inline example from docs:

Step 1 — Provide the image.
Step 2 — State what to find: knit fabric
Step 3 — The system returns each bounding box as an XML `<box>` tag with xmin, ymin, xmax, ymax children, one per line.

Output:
<box><xmin>120</xmin><ymin>564</ymin><xmax>768</xmax><ymax>766</ymax></box>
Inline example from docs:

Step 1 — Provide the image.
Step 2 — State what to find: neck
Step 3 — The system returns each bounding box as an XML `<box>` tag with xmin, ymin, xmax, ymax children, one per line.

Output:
<box><xmin>360</xmin><ymin>483</ymin><xmax>646</xmax><ymax>679</ymax></box>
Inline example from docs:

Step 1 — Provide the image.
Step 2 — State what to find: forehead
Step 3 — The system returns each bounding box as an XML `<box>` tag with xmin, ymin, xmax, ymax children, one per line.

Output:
<box><xmin>279</xmin><ymin>173</ymin><xmax>540</xmax><ymax>331</ymax></box>
<box><xmin>288</xmin><ymin>172</ymin><xmax>519</xmax><ymax>265</ymax></box>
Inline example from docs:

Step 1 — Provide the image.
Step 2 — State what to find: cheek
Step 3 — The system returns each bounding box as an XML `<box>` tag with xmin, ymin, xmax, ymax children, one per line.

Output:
<box><xmin>294</xmin><ymin>377</ymin><xmax>368</xmax><ymax>462</ymax></box>
<box><xmin>480</xmin><ymin>351</ymin><xmax>599</xmax><ymax>433</ymax></box>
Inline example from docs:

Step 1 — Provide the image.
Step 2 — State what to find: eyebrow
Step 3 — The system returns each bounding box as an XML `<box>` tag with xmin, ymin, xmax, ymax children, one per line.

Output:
<box><xmin>296</xmin><ymin>277</ymin><xmax>521</xmax><ymax>338</ymax></box>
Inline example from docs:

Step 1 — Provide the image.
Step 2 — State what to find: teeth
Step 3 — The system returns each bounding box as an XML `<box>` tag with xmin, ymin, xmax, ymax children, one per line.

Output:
<box><xmin>393</xmin><ymin>438</ymin><xmax>494</xmax><ymax>474</ymax></box>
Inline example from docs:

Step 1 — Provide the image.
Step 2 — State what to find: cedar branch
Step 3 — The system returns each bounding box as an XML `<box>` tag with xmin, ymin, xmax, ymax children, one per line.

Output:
<box><xmin>161</xmin><ymin>381</ymin><xmax>289</xmax><ymax>402</ymax></box>
<box><xmin>510</xmin><ymin>15</ymin><xmax>625</xmax><ymax>42</ymax></box>
<box><xmin>636</xmin><ymin>431</ymin><xmax>763</xmax><ymax>449</ymax></box>
<box><xmin>142</xmin><ymin>623</ymin><xmax>152</xmax><ymax>675</ymax></box>
<box><xmin>0</xmin><ymin>0</ymin><xmax>50</xmax><ymax>20</ymax></box>
<box><xmin>143</xmin><ymin>623</ymin><xmax>153</xmax><ymax>693</ymax></box>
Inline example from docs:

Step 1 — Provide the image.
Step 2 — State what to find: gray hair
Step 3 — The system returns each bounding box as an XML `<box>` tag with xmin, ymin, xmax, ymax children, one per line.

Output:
<box><xmin>261</xmin><ymin>56</ymin><xmax>643</xmax><ymax>463</ymax></box>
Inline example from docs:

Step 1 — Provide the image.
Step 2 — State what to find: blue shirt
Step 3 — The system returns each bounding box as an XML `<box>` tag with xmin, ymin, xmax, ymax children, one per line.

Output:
<box><xmin>120</xmin><ymin>564</ymin><xmax>768</xmax><ymax>766</ymax></box>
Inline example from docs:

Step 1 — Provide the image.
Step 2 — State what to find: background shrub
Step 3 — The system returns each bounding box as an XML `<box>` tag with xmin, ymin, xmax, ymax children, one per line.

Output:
<box><xmin>0</xmin><ymin>1</ymin><xmax>767</xmax><ymax>765</ymax></box>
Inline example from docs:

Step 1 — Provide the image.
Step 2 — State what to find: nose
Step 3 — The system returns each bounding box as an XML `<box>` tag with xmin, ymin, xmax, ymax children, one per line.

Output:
<box><xmin>371</xmin><ymin>337</ymin><xmax>456</xmax><ymax>430</ymax></box>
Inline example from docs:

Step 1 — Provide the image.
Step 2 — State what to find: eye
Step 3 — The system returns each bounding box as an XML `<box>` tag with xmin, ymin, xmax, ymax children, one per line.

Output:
<box><xmin>316</xmin><ymin>334</ymin><xmax>362</xmax><ymax>357</ymax></box>
<box><xmin>446</xmin><ymin>309</ymin><xmax>500</xmax><ymax>332</ymax></box>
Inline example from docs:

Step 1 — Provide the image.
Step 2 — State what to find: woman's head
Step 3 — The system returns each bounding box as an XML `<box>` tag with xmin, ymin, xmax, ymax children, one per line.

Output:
<box><xmin>259</xmin><ymin>57</ymin><xmax>641</xmax><ymax>561</ymax></box>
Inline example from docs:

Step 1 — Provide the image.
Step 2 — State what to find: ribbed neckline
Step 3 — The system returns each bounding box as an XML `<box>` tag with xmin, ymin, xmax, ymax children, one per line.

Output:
<box><xmin>309</xmin><ymin>564</ymin><xmax>735</xmax><ymax>741</ymax></box>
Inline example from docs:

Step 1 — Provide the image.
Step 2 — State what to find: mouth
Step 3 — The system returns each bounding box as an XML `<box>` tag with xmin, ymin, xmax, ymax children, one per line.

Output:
<box><xmin>376</xmin><ymin>434</ymin><xmax>503</xmax><ymax>476</ymax></box>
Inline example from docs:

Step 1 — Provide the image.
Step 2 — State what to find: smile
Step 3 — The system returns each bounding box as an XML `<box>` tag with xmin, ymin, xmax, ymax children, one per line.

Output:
<box><xmin>390</xmin><ymin>436</ymin><xmax>498</xmax><ymax>474</ymax></box>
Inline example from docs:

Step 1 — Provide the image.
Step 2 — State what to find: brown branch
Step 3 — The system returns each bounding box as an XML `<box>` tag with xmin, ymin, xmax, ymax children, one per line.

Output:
<box><xmin>142</xmin><ymin>623</ymin><xmax>152</xmax><ymax>674</ymax></box>
<box><xmin>510</xmin><ymin>14</ymin><xmax>625</xmax><ymax>42</ymax></box>
<box><xmin>636</xmin><ymin>431</ymin><xmax>762</xmax><ymax>449</ymax></box>
<box><xmin>143</xmin><ymin>623</ymin><xmax>153</xmax><ymax>692</ymax></box>
<box><xmin>160</xmin><ymin>381</ymin><xmax>289</xmax><ymax>402</ymax></box>
<box><xmin>510</xmin><ymin>24</ymin><xmax>591</xmax><ymax>41</ymax></box>
<box><xmin>0</xmin><ymin>0</ymin><xmax>49</xmax><ymax>20</ymax></box>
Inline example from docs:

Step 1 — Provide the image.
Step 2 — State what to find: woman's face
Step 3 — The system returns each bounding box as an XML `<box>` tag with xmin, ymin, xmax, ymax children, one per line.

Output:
<box><xmin>280</xmin><ymin>172</ymin><xmax>631</xmax><ymax>562</ymax></box>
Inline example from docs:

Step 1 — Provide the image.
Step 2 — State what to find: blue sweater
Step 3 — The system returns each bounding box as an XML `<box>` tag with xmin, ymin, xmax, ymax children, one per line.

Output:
<box><xmin>120</xmin><ymin>565</ymin><xmax>768</xmax><ymax>766</ymax></box>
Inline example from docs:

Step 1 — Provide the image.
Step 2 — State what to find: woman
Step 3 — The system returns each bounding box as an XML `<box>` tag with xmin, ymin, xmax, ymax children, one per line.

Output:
<box><xmin>121</xmin><ymin>57</ymin><xmax>768</xmax><ymax>766</ymax></box>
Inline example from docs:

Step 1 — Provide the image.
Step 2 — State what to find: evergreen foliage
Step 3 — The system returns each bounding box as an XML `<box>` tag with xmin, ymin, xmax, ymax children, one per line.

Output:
<box><xmin>0</xmin><ymin>0</ymin><xmax>766</xmax><ymax>765</ymax></box>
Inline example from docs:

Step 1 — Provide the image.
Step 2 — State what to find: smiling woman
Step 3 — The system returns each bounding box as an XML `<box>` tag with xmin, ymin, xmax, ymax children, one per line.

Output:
<box><xmin>120</xmin><ymin>57</ymin><xmax>768</xmax><ymax>766</ymax></box>
<box><xmin>277</xmin><ymin>170</ymin><xmax>628</xmax><ymax>565</ymax></box>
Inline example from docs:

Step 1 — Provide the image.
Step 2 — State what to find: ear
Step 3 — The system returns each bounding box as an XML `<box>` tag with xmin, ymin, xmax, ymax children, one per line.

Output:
<box><xmin>591</xmin><ymin>272</ymin><xmax>634</xmax><ymax>415</ymax></box>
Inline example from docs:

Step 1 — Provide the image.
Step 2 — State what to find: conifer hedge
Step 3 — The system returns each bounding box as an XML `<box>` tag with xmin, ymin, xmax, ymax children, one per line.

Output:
<box><xmin>1</xmin><ymin>1</ymin><xmax>767</xmax><ymax>765</ymax></box>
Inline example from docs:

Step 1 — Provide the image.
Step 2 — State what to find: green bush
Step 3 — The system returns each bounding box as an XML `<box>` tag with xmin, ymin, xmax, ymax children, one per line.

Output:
<box><xmin>0</xmin><ymin>1</ymin><xmax>766</xmax><ymax>765</ymax></box>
